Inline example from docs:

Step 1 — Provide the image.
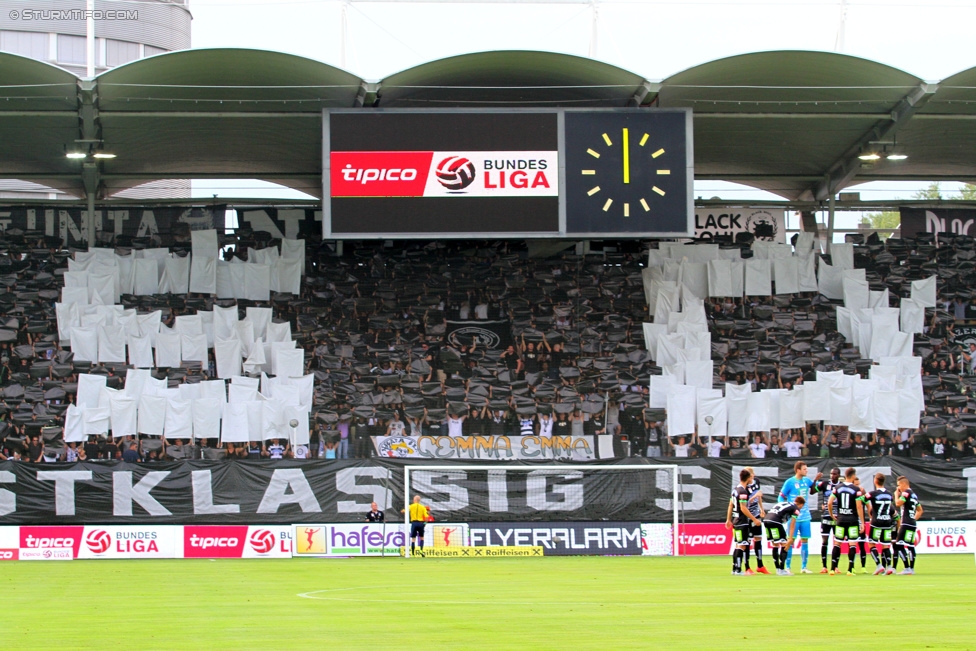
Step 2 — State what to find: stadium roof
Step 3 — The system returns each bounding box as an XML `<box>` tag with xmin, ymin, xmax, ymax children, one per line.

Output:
<box><xmin>2</xmin><ymin>47</ymin><xmax>976</xmax><ymax>203</ymax></box>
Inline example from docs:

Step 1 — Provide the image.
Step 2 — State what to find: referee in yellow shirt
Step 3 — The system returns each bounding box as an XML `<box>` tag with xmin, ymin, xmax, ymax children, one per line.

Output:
<box><xmin>404</xmin><ymin>495</ymin><xmax>430</xmax><ymax>557</ymax></box>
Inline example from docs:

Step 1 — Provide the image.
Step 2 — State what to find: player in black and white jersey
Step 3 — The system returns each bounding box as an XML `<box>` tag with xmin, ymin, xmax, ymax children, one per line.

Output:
<box><xmin>825</xmin><ymin>467</ymin><xmax>866</xmax><ymax>575</ymax></box>
<box><xmin>892</xmin><ymin>476</ymin><xmax>924</xmax><ymax>575</ymax></box>
<box><xmin>852</xmin><ymin>475</ymin><xmax>870</xmax><ymax>571</ymax></box>
<box><xmin>865</xmin><ymin>473</ymin><xmax>896</xmax><ymax>575</ymax></box>
<box><xmin>813</xmin><ymin>467</ymin><xmax>841</xmax><ymax>573</ymax></box>
<box><xmin>762</xmin><ymin>496</ymin><xmax>805</xmax><ymax>575</ymax></box>
<box><xmin>725</xmin><ymin>468</ymin><xmax>762</xmax><ymax>576</ymax></box>
<box><xmin>741</xmin><ymin>466</ymin><xmax>768</xmax><ymax>575</ymax></box>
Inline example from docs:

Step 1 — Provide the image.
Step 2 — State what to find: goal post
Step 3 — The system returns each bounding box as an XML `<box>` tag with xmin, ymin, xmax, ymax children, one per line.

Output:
<box><xmin>403</xmin><ymin>464</ymin><xmax>681</xmax><ymax>558</ymax></box>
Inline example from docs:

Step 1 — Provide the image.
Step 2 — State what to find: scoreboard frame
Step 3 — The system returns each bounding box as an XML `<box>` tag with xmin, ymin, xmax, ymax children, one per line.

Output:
<box><xmin>322</xmin><ymin>108</ymin><xmax>693</xmax><ymax>239</ymax></box>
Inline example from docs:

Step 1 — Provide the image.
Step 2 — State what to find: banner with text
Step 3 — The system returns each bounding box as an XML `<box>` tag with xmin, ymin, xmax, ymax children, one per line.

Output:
<box><xmin>0</xmin><ymin>205</ymin><xmax>225</xmax><ymax>247</ymax></box>
<box><xmin>0</xmin><ymin>525</ymin><xmax>292</xmax><ymax>559</ymax></box>
<box><xmin>899</xmin><ymin>207</ymin><xmax>976</xmax><ymax>239</ymax></box>
<box><xmin>0</xmin><ymin>458</ymin><xmax>973</xmax><ymax>525</ymax></box>
<box><xmin>469</xmin><ymin>521</ymin><xmax>643</xmax><ymax>555</ymax></box>
<box><xmin>372</xmin><ymin>435</ymin><xmax>597</xmax><ymax>461</ymax></box>
<box><xmin>694</xmin><ymin>208</ymin><xmax>785</xmax><ymax>242</ymax></box>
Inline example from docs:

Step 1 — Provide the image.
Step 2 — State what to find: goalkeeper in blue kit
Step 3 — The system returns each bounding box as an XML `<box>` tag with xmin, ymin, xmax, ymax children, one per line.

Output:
<box><xmin>777</xmin><ymin>461</ymin><xmax>823</xmax><ymax>574</ymax></box>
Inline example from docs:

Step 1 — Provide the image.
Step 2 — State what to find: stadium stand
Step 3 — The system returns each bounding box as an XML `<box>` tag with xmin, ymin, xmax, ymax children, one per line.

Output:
<box><xmin>0</xmin><ymin>228</ymin><xmax>975</xmax><ymax>465</ymax></box>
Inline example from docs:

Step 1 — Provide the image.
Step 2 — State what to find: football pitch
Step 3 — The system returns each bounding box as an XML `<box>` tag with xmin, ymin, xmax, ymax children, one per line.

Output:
<box><xmin>3</xmin><ymin>555</ymin><xmax>975</xmax><ymax>650</ymax></box>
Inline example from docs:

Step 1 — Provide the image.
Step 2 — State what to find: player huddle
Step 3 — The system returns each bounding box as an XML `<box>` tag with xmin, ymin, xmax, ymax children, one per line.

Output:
<box><xmin>726</xmin><ymin>462</ymin><xmax>923</xmax><ymax>576</ymax></box>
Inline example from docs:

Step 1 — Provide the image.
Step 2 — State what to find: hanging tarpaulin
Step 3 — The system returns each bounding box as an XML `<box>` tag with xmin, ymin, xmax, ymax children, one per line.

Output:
<box><xmin>0</xmin><ymin>206</ymin><xmax>226</xmax><ymax>247</ymax></box>
<box><xmin>0</xmin><ymin>458</ymin><xmax>973</xmax><ymax>525</ymax></box>
<box><xmin>693</xmin><ymin>208</ymin><xmax>786</xmax><ymax>242</ymax></box>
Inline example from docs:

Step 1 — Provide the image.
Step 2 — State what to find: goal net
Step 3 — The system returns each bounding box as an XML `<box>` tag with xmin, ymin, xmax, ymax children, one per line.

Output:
<box><xmin>402</xmin><ymin>464</ymin><xmax>681</xmax><ymax>557</ymax></box>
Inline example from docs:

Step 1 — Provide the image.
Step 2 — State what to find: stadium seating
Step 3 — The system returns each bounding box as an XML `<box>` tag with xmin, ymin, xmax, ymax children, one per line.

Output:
<box><xmin>0</xmin><ymin>228</ymin><xmax>975</xmax><ymax>463</ymax></box>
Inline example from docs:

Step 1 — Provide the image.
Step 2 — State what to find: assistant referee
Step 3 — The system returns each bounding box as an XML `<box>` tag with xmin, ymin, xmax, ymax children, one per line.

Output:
<box><xmin>403</xmin><ymin>495</ymin><xmax>430</xmax><ymax>557</ymax></box>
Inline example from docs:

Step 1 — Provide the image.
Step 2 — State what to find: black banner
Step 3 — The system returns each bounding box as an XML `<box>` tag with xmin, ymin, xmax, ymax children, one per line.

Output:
<box><xmin>899</xmin><ymin>207</ymin><xmax>976</xmax><ymax>239</ymax></box>
<box><xmin>469</xmin><ymin>521</ymin><xmax>642</xmax><ymax>555</ymax></box>
<box><xmin>952</xmin><ymin>325</ymin><xmax>976</xmax><ymax>349</ymax></box>
<box><xmin>0</xmin><ymin>460</ymin><xmax>402</xmax><ymax>525</ymax></box>
<box><xmin>234</xmin><ymin>207</ymin><xmax>321</xmax><ymax>240</ymax></box>
<box><xmin>445</xmin><ymin>319</ymin><xmax>513</xmax><ymax>350</ymax></box>
<box><xmin>657</xmin><ymin>457</ymin><xmax>976</xmax><ymax>523</ymax></box>
<box><xmin>0</xmin><ymin>205</ymin><xmax>225</xmax><ymax>247</ymax></box>
<box><xmin>0</xmin><ymin>458</ymin><xmax>972</xmax><ymax>525</ymax></box>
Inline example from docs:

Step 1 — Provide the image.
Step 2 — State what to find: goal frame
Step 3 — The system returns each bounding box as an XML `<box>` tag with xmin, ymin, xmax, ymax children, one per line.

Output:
<box><xmin>403</xmin><ymin>464</ymin><xmax>681</xmax><ymax>558</ymax></box>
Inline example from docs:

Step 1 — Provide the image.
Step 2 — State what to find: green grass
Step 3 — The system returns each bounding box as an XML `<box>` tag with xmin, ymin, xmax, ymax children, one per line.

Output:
<box><xmin>3</xmin><ymin>555</ymin><xmax>975</xmax><ymax>650</ymax></box>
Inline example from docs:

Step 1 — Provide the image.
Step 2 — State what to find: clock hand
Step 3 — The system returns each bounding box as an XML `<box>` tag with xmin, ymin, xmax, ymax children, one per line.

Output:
<box><xmin>622</xmin><ymin>127</ymin><xmax>630</xmax><ymax>185</ymax></box>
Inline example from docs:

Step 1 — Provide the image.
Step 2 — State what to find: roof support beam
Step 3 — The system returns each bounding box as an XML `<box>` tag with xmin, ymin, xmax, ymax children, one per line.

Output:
<box><xmin>694</xmin><ymin>112</ymin><xmax>891</xmax><ymax>120</ymax></box>
<box><xmin>97</xmin><ymin>111</ymin><xmax>323</xmax><ymax>118</ymax></box>
<box><xmin>811</xmin><ymin>82</ymin><xmax>938</xmax><ymax>202</ymax></box>
<box><xmin>100</xmin><ymin>173</ymin><xmax>321</xmax><ymax>180</ymax></box>
<box><xmin>77</xmin><ymin>79</ymin><xmax>101</xmax><ymax>244</ymax></box>
<box><xmin>356</xmin><ymin>82</ymin><xmax>379</xmax><ymax>107</ymax></box>
<box><xmin>630</xmin><ymin>81</ymin><xmax>659</xmax><ymax>107</ymax></box>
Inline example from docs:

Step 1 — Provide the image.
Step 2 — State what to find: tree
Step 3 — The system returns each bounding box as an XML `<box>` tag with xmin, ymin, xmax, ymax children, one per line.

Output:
<box><xmin>860</xmin><ymin>210</ymin><xmax>899</xmax><ymax>239</ymax></box>
<box><xmin>914</xmin><ymin>182</ymin><xmax>943</xmax><ymax>200</ymax></box>
<box><xmin>960</xmin><ymin>183</ymin><xmax>976</xmax><ymax>201</ymax></box>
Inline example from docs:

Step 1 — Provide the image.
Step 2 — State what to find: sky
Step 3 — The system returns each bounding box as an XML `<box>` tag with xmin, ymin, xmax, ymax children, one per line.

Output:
<box><xmin>185</xmin><ymin>0</ymin><xmax>976</xmax><ymax>225</ymax></box>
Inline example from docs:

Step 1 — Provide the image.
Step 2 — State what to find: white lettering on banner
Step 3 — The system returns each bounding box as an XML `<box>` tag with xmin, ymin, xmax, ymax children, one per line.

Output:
<box><xmin>276</xmin><ymin>209</ymin><xmax>304</xmax><ymax>239</ymax></box>
<box><xmin>59</xmin><ymin>209</ymin><xmax>85</xmax><ymax>244</ymax></box>
<box><xmin>681</xmin><ymin>534</ymin><xmax>726</xmax><ymax>545</ymax></box>
<box><xmin>189</xmin><ymin>535</ymin><xmax>239</xmax><ymax>549</ymax></box>
<box><xmin>805</xmin><ymin>465</ymin><xmax>821</xmax><ymax>512</ymax></box>
<box><xmin>24</xmin><ymin>536</ymin><xmax>74</xmax><ymax>548</ymax></box>
<box><xmin>0</xmin><ymin>470</ymin><xmax>15</xmax><ymax>517</ymax></box>
<box><xmin>342</xmin><ymin>165</ymin><xmax>418</xmax><ymax>183</ymax></box>
<box><xmin>239</xmin><ymin>209</ymin><xmax>285</xmax><ymax>240</ymax></box>
<box><xmin>964</xmin><ymin>468</ymin><xmax>976</xmax><ymax>510</ymax></box>
<box><xmin>656</xmin><ymin>466</ymin><xmax>711</xmax><ymax>512</ymax></box>
<box><xmin>257</xmin><ymin>469</ymin><xmax>321</xmax><ymax>514</ymax></box>
<box><xmin>526</xmin><ymin>470</ymin><xmax>583</xmax><ymax>511</ymax></box>
<box><xmin>191</xmin><ymin>470</ymin><xmax>240</xmax><ymax>514</ymax></box>
<box><xmin>334</xmin><ymin>467</ymin><xmax>391</xmax><ymax>513</ymax></box>
<box><xmin>36</xmin><ymin>471</ymin><xmax>92</xmax><ymax>516</ymax></box>
<box><xmin>470</xmin><ymin>525</ymin><xmax>642</xmax><ymax>552</ymax></box>
<box><xmin>105</xmin><ymin>210</ymin><xmax>128</xmax><ymax>236</ymax></box>
<box><xmin>413</xmin><ymin>471</ymin><xmax>469</xmax><ymax>511</ymax></box>
<box><xmin>488</xmin><ymin>469</ymin><xmax>508</xmax><ymax>512</ymax></box>
<box><xmin>135</xmin><ymin>210</ymin><xmax>158</xmax><ymax>238</ymax></box>
<box><xmin>113</xmin><ymin>471</ymin><xmax>172</xmax><ymax>517</ymax></box>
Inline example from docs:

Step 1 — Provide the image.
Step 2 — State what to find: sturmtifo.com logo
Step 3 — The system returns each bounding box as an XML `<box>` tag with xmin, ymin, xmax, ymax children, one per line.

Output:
<box><xmin>435</xmin><ymin>156</ymin><xmax>476</xmax><ymax>191</ymax></box>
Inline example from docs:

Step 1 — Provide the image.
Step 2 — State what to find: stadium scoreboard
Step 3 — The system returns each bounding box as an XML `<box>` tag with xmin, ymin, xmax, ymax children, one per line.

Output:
<box><xmin>323</xmin><ymin>109</ymin><xmax>692</xmax><ymax>238</ymax></box>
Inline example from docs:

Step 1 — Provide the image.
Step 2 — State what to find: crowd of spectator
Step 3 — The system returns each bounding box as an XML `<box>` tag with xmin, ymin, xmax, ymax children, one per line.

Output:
<box><xmin>0</xmin><ymin>229</ymin><xmax>974</xmax><ymax>464</ymax></box>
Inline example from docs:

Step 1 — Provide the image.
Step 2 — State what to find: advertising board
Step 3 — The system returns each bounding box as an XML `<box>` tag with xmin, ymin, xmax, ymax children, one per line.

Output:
<box><xmin>293</xmin><ymin>523</ymin><xmax>407</xmax><ymax>557</ymax></box>
<box><xmin>468</xmin><ymin>522</ymin><xmax>643</xmax><ymax>556</ymax></box>
<box><xmin>324</xmin><ymin>109</ymin><xmax>693</xmax><ymax>238</ymax></box>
